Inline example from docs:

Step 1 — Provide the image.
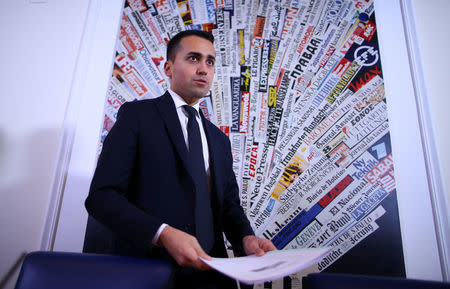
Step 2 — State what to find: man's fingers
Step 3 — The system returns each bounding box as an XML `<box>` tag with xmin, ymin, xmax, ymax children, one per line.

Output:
<box><xmin>198</xmin><ymin>252</ymin><xmax>212</xmax><ymax>261</ymax></box>
<box><xmin>196</xmin><ymin>258</ymin><xmax>213</xmax><ymax>270</ymax></box>
<box><xmin>190</xmin><ymin>239</ymin><xmax>210</xmax><ymax>262</ymax></box>
<box><xmin>242</xmin><ymin>235</ymin><xmax>277</xmax><ymax>256</ymax></box>
<box><xmin>194</xmin><ymin>245</ymin><xmax>213</xmax><ymax>270</ymax></box>
<box><xmin>262</xmin><ymin>239</ymin><xmax>277</xmax><ymax>251</ymax></box>
<box><xmin>255</xmin><ymin>247</ymin><xmax>265</xmax><ymax>256</ymax></box>
<box><xmin>248</xmin><ymin>240</ymin><xmax>262</xmax><ymax>255</ymax></box>
<box><xmin>159</xmin><ymin>226</ymin><xmax>213</xmax><ymax>270</ymax></box>
<box><xmin>175</xmin><ymin>246</ymin><xmax>211</xmax><ymax>270</ymax></box>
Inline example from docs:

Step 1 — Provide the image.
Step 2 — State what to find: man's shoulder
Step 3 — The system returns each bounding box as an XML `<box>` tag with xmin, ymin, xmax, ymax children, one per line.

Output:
<box><xmin>119</xmin><ymin>95</ymin><xmax>166</xmax><ymax>113</ymax></box>
<box><xmin>121</xmin><ymin>97</ymin><xmax>160</xmax><ymax>109</ymax></box>
<box><xmin>115</xmin><ymin>96</ymin><xmax>168</xmax><ymax>125</ymax></box>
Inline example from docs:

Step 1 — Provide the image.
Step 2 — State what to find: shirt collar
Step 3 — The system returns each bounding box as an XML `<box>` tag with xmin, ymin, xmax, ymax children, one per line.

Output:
<box><xmin>168</xmin><ymin>89</ymin><xmax>201</xmax><ymax>114</ymax></box>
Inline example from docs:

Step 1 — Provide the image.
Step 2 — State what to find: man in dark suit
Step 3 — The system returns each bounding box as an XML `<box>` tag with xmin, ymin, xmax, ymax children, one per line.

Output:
<box><xmin>85</xmin><ymin>30</ymin><xmax>275</xmax><ymax>288</ymax></box>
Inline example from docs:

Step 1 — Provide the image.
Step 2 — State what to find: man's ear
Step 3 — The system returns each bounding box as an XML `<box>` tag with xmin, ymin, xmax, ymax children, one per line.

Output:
<box><xmin>164</xmin><ymin>60</ymin><xmax>172</xmax><ymax>78</ymax></box>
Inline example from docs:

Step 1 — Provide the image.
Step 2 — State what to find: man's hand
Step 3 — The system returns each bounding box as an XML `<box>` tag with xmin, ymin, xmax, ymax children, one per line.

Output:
<box><xmin>242</xmin><ymin>235</ymin><xmax>277</xmax><ymax>256</ymax></box>
<box><xmin>158</xmin><ymin>225</ymin><xmax>212</xmax><ymax>270</ymax></box>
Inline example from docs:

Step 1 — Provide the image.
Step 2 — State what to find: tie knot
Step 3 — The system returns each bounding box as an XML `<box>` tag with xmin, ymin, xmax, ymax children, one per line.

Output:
<box><xmin>183</xmin><ymin>105</ymin><xmax>198</xmax><ymax>119</ymax></box>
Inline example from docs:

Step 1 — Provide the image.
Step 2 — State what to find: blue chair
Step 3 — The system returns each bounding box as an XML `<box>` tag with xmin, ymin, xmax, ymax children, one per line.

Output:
<box><xmin>303</xmin><ymin>272</ymin><xmax>450</xmax><ymax>289</ymax></box>
<box><xmin>14</xmin><ymin>251</ymin><xmax>173</xmax><ymax>289</ymax></box>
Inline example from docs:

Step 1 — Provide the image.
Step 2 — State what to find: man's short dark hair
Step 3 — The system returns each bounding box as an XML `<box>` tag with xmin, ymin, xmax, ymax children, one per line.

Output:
<box><xmin>166</xmin><ymin>30</ymin><xmax>214</xmax><ymax>61</ymax></box>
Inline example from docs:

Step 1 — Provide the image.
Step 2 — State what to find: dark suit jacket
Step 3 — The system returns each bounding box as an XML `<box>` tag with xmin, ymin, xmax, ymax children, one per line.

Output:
<box><xmin>85</xmin><ymin>92</ymin><xmax>254</xmax><ymax>262</ymax></box>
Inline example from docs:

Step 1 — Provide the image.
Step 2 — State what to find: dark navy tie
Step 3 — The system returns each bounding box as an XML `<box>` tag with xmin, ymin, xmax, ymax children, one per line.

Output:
<box><xmin>183</xmin><ymin>105</ymin><xmax>214</xmax><ymax>252</ymax></box>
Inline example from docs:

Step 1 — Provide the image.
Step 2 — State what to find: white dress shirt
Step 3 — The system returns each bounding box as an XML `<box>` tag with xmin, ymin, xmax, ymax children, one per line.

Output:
<box><xmin>152</xmin><ymin>89</ymin><xmax>211</xmax><ymax>245</ymax></box>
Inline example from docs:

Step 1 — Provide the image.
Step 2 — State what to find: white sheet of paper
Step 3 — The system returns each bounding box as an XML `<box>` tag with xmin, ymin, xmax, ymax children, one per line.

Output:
<box><xmin>200</xmin><ymin>248</ymin><xmax>331</xmax><ymax>284</ymax></box>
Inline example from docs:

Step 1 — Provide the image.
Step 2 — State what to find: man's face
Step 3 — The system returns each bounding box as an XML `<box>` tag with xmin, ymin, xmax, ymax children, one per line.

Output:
<box><xmin>164</xmin><ymin>35</ymin><xmax>216</xmax><ymax>104</ymax></box>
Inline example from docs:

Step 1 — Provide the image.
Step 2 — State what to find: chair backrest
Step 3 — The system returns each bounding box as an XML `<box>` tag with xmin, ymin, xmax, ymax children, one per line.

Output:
<box><xmin>14</xmin><ymin>251</ymin><xmax>173</xmax><ymax>289</ymax></box>
<box><xmin>303</xmin><ymin>273</ymin><xmax>450</xmax><ymax>289</ymax></box>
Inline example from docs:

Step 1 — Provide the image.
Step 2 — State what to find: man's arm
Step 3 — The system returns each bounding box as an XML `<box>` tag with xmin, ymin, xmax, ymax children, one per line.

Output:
<box><xmin>220</xmin><ymin>136</ymin><xmax>276</xmax><ymax>256</ymax></box>
<box><xmin>85</xmin><ymin>102</ymin><xmax>164</xmax><ymax>253</ymax></box>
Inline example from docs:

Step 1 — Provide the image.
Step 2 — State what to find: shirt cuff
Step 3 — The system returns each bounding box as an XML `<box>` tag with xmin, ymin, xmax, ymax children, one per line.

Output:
<box><xmin>152</xmin><ymin>223</ymin><xmax>168</xmax><ymax>246</ymax></box>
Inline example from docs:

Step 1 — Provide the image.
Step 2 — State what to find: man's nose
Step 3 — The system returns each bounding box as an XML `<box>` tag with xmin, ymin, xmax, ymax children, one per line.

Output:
<box><xmin>196</xmin><ymin>61</ymin><xmax>208</xmax><ymax>75</ymax></box>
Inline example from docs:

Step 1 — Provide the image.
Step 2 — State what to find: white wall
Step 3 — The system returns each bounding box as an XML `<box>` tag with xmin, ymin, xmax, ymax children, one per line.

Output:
<box><xmin>0</xmin><ymin>1</ymin><xmax>90</xmax><ymax>288</ymax></box>
<box><xmin>412</xmin><ymin>0</ymin><xmax>450</xmax><ymax>209</ymax></box>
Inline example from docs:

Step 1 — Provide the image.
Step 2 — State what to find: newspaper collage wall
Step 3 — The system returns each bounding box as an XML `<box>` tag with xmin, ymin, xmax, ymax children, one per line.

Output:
<box><xmin>100</xmin><ymin>0</ymin><xmax>405</xmax><ymax>287</ymax></box>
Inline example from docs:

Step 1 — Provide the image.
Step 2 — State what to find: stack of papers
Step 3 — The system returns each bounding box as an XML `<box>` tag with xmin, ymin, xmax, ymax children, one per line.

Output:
<box><xmin>201</xmin><ymin>248</ymin><xmax>331</xmax><ymax>284</ymax></box>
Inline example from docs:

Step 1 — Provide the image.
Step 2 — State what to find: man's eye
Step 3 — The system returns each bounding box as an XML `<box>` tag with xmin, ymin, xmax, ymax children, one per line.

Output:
<box><xmin>188</xmin><ymin>56</ymin><xmax>198</xmax><ymax>62</ymax></box>
<box><xmin>207</xmin><ymin>59</ymin><xmax>215</xmax><ymax>66</ymax></box>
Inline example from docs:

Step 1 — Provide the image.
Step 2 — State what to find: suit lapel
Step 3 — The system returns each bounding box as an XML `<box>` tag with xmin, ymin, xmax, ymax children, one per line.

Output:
<box><xmin>155</xmin><ymin>92</ymin><xmax>191</xmax><ymax>177</ymax></box>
